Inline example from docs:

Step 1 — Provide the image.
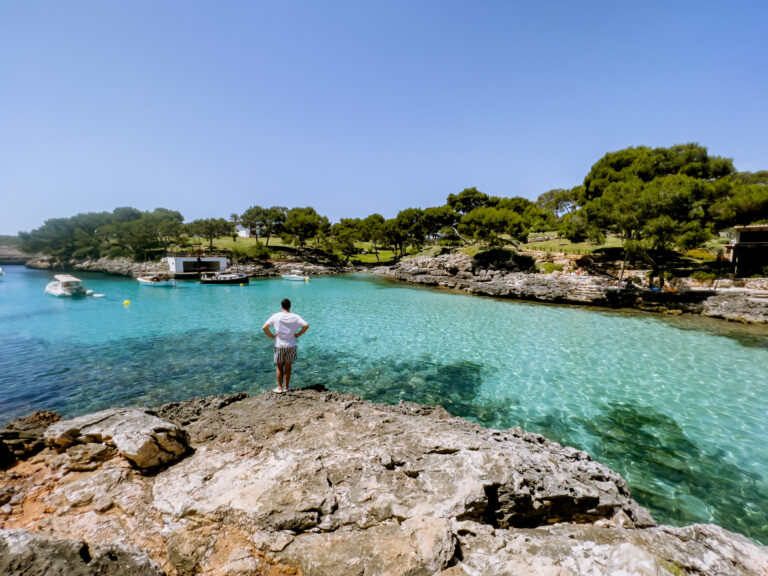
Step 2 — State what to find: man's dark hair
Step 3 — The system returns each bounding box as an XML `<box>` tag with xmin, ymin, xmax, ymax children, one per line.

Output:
<box><xmin>281</xmin><ymin>298</ymin><xmax>291</xmax><ymax>311</ymax></box>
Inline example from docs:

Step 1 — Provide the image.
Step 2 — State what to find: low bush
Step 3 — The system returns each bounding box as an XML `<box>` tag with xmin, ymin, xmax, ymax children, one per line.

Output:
<box><xmin>691</xmin><ymin>271</ymin><xmax>717</xmax><ymax>281</ymax></box>
<box><xmin>685</xmin><ymin>249</ymin><xmax>718</xmax><ymax>261</ymax></box>
<box><xmin>535</xmin><ymin>262</ymin><xmax>564</xmax><ymax>274</ymax></box>
<box><xmin>472</xmin><ymin>248</ymin><xmax>536</xmax><ymax>272</ymax></box>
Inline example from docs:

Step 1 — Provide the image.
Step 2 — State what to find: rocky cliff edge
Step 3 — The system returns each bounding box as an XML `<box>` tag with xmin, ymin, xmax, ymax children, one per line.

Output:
<box><xmin>1</xmin><ymin>389</ymin><xmax>767</xmax><ymax>575</ymax></box>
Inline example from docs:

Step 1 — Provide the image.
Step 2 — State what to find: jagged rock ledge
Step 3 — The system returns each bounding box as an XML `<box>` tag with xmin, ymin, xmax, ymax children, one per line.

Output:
<box><xmin>374</xmin><ymin>253</ymin><xmax>768</xmax><ymax>324</ymax></box>
<box><xmin>1</xmin><ymin>389</ymin><xmax>766</xmax><ymax>575</ymax></box>
<box><xmin>24</xmin><ymin>255</ymin><xmax>344</xmax><ymax>278</ymax></box>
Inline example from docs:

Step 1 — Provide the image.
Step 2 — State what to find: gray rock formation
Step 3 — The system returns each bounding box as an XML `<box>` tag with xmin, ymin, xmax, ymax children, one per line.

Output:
<box><xmin>24</xmin><ymin>254</ymin><xmax>345</xmax><ymax>278</ymax></box>
<box><xmin>376</xmin><ymin>253</ymin><xmax>768</xmax><ymax>324</ymax></box>
<box><xmin>0</xmin><ymin>529</ymin><xmax>164</xmax><ymax>576</ymax></box>
<box><xmin>2</xmin><ymin>390</ymin><xmax>766</xmax><ymax>575</ymax></box>
<box><xmin>45</xmin><ymin>408</ymin><xmax>190</xmax><ymax>470</ymax></box>
<box><xmin>25</xmin><ymin>255</ymin><xmax>171</xmax><ymax>277</ymax></box>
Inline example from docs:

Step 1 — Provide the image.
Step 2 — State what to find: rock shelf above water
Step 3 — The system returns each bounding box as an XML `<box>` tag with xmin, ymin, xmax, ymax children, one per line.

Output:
<box><xmin>1</xmin><ymin>389</ymin><xmax>767</xmax><ymax>575</ymax></box>
<box><xmin>375</xmin><ymin>253</ymin><xmax>768</xmax><ymax>324</ymax></box>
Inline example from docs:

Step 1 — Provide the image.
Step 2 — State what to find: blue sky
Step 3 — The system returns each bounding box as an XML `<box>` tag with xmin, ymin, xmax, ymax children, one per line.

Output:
<box><xmin>1</xmin><ymin>1</ymin><xmax>766</xmax><ymax>234</ymax></box>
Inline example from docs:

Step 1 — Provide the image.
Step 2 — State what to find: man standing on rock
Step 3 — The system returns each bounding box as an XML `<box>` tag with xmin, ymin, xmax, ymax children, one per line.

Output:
<box><xmin>262</xmin><ymin>298</ymin><xmax>309</xmax><ymax>393</ymax></box>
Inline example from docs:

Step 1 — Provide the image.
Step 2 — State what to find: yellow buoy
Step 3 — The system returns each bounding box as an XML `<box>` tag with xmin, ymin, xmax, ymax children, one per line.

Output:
<box><xmin>123</xmin><ymin>300</ymin><xmax>131</xmax><ymax>306</ymax></box>
<box><xmin>239</xmin><ymin>283</ymin><xmax>244</xmax><ymax>287</ymax></box>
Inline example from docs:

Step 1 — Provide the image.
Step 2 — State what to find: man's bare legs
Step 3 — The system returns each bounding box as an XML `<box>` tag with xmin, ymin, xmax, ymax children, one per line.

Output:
<box><xmin>275</xmin><ymin>361</ymin><xmax>292</xmax><ymax>392</ymax></box>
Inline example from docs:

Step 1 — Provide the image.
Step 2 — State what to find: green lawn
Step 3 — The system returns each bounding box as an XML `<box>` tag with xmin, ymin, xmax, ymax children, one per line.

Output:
<box><xmin>522</xmin><ymin>236</ymin><xmax>623</xmax><ymax>254</ymax></box>
<box><xmin>212</xmin><ymin>236</ymin><xmax>291</xmax><ymax>251</ymax></box>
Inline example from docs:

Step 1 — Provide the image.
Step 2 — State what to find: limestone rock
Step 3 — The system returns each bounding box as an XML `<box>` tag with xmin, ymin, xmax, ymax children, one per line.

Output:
<box><xmin>2</xmin><ymin>391</ymin><xmax>766</xmax><ymax>575</ymax></box>
<box><xmin>0</xmin><ymin>529</ymin><xmax>164</xmax><ymax>576</ymax></box>
<box><xmin>278</xmin><ymin>516</ymin><xmax>456</xmax><ymax>575</ymax></box>
<box><xmin>451</xmin><ymin>520</ymin><xmax>768</xmax><ymax>576</ymax></box>
<box><xmin>45</xmin><ymin>408</ymin><xmax>189</xmax><ymax>470</ymax></box>
<box><xmin>0</xmin><ymin>409</ymin><xmax>61</xmax><ymax>465</ymax></box>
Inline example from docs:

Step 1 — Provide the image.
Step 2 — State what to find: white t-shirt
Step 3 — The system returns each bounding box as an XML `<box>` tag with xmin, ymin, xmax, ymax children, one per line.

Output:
<box><xmin>264</xmin><ymin>311</ymin><xmax>308</xmax><ymax>348</ymax></box>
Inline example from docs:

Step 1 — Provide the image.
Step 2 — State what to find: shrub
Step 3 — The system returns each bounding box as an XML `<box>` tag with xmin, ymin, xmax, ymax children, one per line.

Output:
<box><xmin>685</xmin><ymin>249</ymin><xmax>717</xmax><ymax>262</ymax></box>
<box><xmin>691</xmin><ymin>271</ymin><xmax>717</xmax><ymax>282</ymax></box>
<box><xmin>472</xmin><ymin>248</ymin><xmax>535</xmax><ymax>272</ymax></box>
<box><xmin>536</xmin><ymin>262</ymin><xmax>564</xmax><ymax>274</ymax></box>
<box><xmin>248</xmin><ymin>241</ymin><xmax>271</xmax><ymax>261</ymax></box>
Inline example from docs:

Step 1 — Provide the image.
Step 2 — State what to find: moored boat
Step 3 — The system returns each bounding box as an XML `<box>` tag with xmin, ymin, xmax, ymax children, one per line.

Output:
<box><xmin>137</xmin><ymin>274</ymin><xmax>176</xmax><ymax>287</ymax></box>
<box><xmin>0</xmin><ymin>266</ymin><xmax>4</xmax><ymax>278</ymax></box>
<box><xmin>44</xmin><ymin>274</ymin><xmax>88</xmax><ymax>297</ymax></box>
<box><xmin>200</xmin><ymin>271</ymin><xmax>249</xmax><ymax>285</ymax></box>
<box><xmin>282</xmin><ymin>270</ymin><xmax>309</xmax><ymax>281</ymax></box>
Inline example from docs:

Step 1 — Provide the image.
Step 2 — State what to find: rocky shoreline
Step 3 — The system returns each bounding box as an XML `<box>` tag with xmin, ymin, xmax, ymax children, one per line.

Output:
<box><xmin>23</xmin><ymin>255</ymin><xmax>345</xmax><ymax>278</ymax></box>
<box><xmin>1</xmin><ymin>389</ymin><xmax>767</xmax><ymax>575</ymax></box>
<box><xmin>374</xmin><ymin>252</ymin><xmax>768</xmax><ymax>325</ymax></box>
<box><xmin>18</xmin><ymin>252</ymin><xmax>768</xmax><ymax>324</ymax></box>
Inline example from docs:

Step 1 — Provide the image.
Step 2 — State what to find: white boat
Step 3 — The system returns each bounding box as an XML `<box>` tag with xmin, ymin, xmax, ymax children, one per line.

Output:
<box><xmin>282</xmin><ymin>270</ymin><xmax>309</xmax><ymax>281</ymax></box>
<box><xmin>0</xmin><ymin>267</ymin><xmax>4</xmax><ymax>278</ymax></box>
<box><xmin>137</xmin><ymin>274</ymin><xmax>176</xmax><ymax>287</ymax></box>
<box><xmin>45</xmin><ymin>274</ymin><xmax>88</xmax><ymax>297</ymax></box>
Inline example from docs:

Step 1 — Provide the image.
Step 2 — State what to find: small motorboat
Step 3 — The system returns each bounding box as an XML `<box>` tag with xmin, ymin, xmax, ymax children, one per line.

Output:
<box><xmin>200</xmin><ymin>271</ymin><xmax>249</xmax><ymax>285</ymax></box>
<box><xmin>137</xmin><ymin>274</ymin><xmax>176</xmax><ymax>287</ymax></box>
<box><xmin>282</xmin><ymin>270</ymin><xmax>309</xmax><ymax>281</ymax></box>
<box><xmin>45</xmin><ymin>274</ymin><xmax>89</xmax><ymax>297</ymax></box>
<box><xmin>0</xmin><ymin>266</ymin><xmax>4</xmax><ymax>278</ymax></box>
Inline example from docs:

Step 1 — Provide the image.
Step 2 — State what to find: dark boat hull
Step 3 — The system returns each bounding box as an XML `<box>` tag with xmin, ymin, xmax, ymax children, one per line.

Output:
<box><xmin>200</xmin><ymin>276</ymin><xmax>249</xmax><ymax>285</ymax></box>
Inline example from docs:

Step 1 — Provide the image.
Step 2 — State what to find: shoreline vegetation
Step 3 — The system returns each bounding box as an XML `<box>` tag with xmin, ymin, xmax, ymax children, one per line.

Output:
<box><xmin>1</xmin><ymin>390</ymin><xmax>767</xmax><ymax>574</ymax></box>
<box><xmin>4</xmin><ymin>143</ymin><xmax>767</xmax><ymax>324</ymax></box>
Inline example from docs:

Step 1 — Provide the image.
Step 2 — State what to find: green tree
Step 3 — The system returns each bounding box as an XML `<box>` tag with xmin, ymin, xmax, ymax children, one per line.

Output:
<box><xmin>187</xmin><ymin>218</ymin><xmax>233</xmax><ymax>250</ymax></box>
<box><xmin>459</xmin><ymin>207</ymin><xmax>527</xmax><ymax>246</ymax></box>
<box><xmin>359</xmin><ymin>213</ymin><xmax>385</xmax><ymax>261</ymax></box>
<box><xmin>446</xmin><ymin>187</ymin><xmax>490</xmax><ymax>214</ymax></box>
<box><xmin>240</xmin><ymin>205</ymin><xmax>265</xmax><ymax>240</ymax></box>
<box><xmin>284</xmin><ymin>207</ymin><xmax>321</xmax><ymax>249</ymax></box>
<box><xmin>331</xmin><ymin>219</ymin><xmax>361</xmax><ymax>263</ymax></box>
<box><xmin>394</xmin><ymin>208</ymin><xmax>426</xmax><ymax>252</ymax></box>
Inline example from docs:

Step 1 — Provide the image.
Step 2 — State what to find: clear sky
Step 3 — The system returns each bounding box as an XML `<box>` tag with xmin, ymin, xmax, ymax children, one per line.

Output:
<box><xmin>1</xmin><ymin>1</ymin><xmax>766</xmax><ymax>234</ymax></box>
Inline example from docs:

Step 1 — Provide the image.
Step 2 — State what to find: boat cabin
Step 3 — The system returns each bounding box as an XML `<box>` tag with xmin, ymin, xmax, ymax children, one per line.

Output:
<box><xmin>162</xmin><ymin>256</ymin><xmax>229</xmax><ymax>278</ymax></box>
<box><xmin>723</xmin><ymin>224</ymin><xmax>768</xmax><ymax>277</ymax></box>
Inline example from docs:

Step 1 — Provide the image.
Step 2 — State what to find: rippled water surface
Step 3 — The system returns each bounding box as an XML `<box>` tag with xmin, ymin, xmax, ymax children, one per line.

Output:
<box><xmin>1</xmin><ymin>265</ymin><xmax>767</xmax><ymax>542</ymax></box>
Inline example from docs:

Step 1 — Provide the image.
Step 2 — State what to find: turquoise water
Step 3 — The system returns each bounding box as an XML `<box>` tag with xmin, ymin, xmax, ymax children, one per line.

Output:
<box><xmin>1</xmin><ymin>265</ymin><xmax>767</xmax><ymax>542</ymax></box>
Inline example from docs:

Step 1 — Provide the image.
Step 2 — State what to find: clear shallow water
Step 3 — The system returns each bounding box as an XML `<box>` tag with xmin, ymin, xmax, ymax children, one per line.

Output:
<box><xmin>1</xmin><ymin>265</ymin><xmax>767</xmax><ymax>542</ymax></box>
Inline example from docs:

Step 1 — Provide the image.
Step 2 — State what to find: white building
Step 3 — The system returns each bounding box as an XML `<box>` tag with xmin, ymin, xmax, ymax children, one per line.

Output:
<box><xmin>162</xmin><ymin>256</ymin><xmax>229</xmax><ymax>277</ymax></box>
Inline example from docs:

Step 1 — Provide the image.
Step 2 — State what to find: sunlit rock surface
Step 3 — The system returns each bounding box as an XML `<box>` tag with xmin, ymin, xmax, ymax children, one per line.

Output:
<box><xmin>376</xmin><ymin>252</ymin><xmax>768</xmax><ymax>324</ymax></box>
<box><xmin>1</xmin><ymin>389</ymin><xmax>766</xmax><ymax>575</ymax></box>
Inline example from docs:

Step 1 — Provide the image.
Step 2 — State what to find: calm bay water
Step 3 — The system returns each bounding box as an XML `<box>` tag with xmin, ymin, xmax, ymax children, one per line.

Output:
<box><xmin>1</xmin><ymin>265</ymin><xmax>767</xmax><ymax>542</ymax></box>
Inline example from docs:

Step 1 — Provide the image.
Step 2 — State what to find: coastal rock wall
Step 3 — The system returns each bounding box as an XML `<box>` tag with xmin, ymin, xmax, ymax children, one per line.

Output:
<box><xmin>375</xmin><ymin>253</ymin><xmax>768</xmax><ymax>324</ymax></box>
<box><xmin>24</xmin><ymin>255</ymin><xmax>344</xmax><ymax>278</ymax></box>
<box><xmin>0</xmin><ymin>246</ymin><xmax>33</xmax><ymax>265</ymax></box>
<box><xmin>25</xmin><ymin>255</ymin><xmax>171</xmax><ymax>277</ymax></box>
<box><xmin>1</xmin><ymin>390</ymin><xmax>766</xmax><ymax>575</ymax></box>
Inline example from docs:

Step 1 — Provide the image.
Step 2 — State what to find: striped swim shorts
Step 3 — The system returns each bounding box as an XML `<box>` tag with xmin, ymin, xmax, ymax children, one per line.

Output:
<box><xmin>274</xmin><ymin>346</ymin><xmax>297</xmax><ymax>365</ymax></box>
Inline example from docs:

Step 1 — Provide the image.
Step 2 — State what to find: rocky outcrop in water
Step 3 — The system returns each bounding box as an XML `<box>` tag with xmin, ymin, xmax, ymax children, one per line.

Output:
<box><xmin>1</xmin><ymin>389</ymin><xmax>766</xmax><ymax>575</ymax></box>
<box><xmin>375</xmin><ymin>253</ymin><xmax>768</xmax><ymax>324</ymax></box>
<box><xmin>0</xmin><ymin>245</ymin><xmax>33</xmax><ymax>265</ymax></box>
